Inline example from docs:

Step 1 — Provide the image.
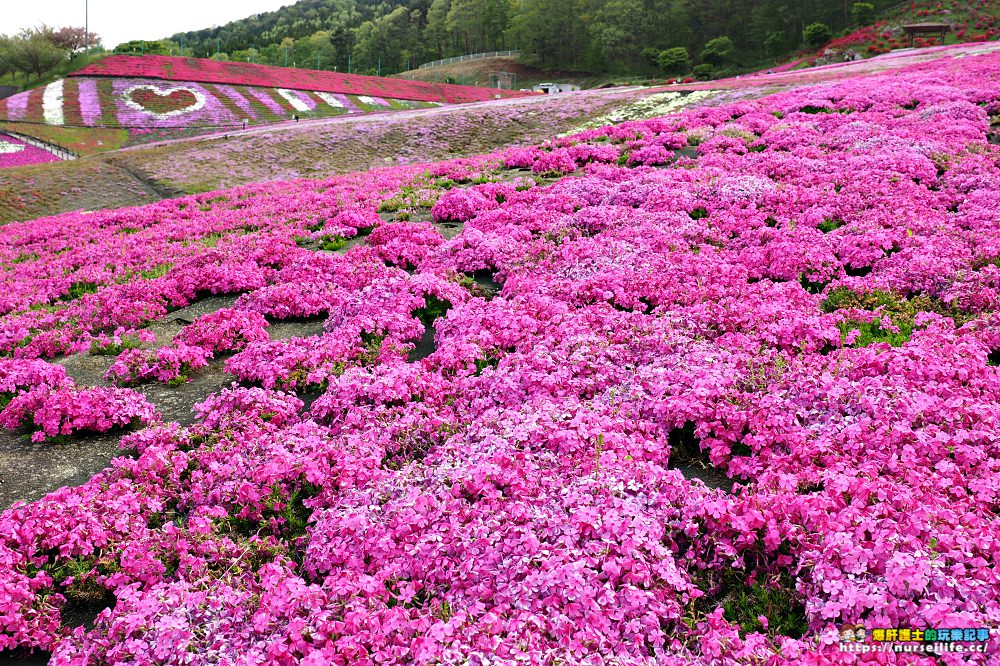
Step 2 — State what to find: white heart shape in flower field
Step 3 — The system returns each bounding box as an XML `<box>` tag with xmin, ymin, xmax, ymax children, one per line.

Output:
<box><xmin>122</xmin><ymin>85</ymin><xmax>207</xmax><ymax>120</ymax></box>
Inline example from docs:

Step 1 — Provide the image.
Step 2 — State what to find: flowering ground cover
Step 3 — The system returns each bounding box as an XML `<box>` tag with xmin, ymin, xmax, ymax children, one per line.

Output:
<box><xmin>74</xmin><ymin>55</ymin><xmax>536</xmax><ymax>105</ymax></box>
<box><xmin>0</xmin><ymin>159</ymin><xmax>162</xmax><ymax>225</ymax></box>
<box><xmin>818</xmin><ymin>0</ymin><xmax>1000</xmax><ymax>60</ymax></box>
<box><xmin>0</xmin><ymin>55</ymin><xmax>536</xmax><ymax>155</ymax></box>
<box><xmin>1</xmin><ymin>43</ymin><xmax>1000</xmax><ymax>664</ymax></box>
<box><xmin>0</xmin><ymin>134</ymin><xmax>61</xmax><ymax>169</ymax></box>
<box><xmin>665</xmin><ymin>41</ymin><xmax>1000</xmax><ymax>93</ymax></box>
<box><xmin>106</xmin><ymin>86</ymin><xmax>678</xmax><ymax>195</ymax></box>
<box><xmin>0</xmin><ymin>54</ymin><xmax>536</xmax><ymax>157</ymax></box>
<box><xmin>0</xmin><ymin>76</ymin><xmax>448</xmax><ymax>155</ymax></box>
<box><xmin>0</xmin><ymin>86</ymin><xmax>660</xmax><ymax>225</ymax></box>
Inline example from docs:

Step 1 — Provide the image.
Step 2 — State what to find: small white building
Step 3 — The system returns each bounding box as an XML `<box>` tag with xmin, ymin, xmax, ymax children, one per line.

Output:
<box><xmin>532</xmin><ymin>82</ymin><xmax>581</xmax><ymax>94</ymax></box>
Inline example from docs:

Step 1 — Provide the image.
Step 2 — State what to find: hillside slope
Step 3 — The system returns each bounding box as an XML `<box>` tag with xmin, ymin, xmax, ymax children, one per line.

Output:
<box><xmin>0</xmin><ymin>40</ymin><xmax>999</xmax><ymax>664</ymax></box>
<box><xmin>805</xmin><ymin>0</ymin><xmax>1000</xmax><ymax>64</ymax></box>
<box><xmin>0</xmin><ymin>85</ymin><xmax>663</xmax><ymax>223</ymax></box>
<box><xmin>75</xmin><ymin>56</ymin><xmax>535</xmax><ymax>104</ymax></box>
<box><xmin>0</xmin><ymin>55</ymin><xmax>533</xmax><ymax>156</ymax></box>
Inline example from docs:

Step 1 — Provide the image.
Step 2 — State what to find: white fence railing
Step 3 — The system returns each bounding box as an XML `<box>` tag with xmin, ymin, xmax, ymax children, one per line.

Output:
<box><xmin>419</xmin><ymin>51</ymin><xmax>520</xmax><ymax>70</ymax></box>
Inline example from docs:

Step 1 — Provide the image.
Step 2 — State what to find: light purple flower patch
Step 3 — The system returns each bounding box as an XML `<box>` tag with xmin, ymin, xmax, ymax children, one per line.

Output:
<box><xmin>77</xmin><ymin>78</ymin><xmax>101</xmax><ymax>127</ymax></box>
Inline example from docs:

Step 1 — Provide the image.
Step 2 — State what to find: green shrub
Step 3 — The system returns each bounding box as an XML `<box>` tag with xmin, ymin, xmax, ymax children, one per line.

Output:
<box><xmin>657</xmin><ymin>47</ymin><xmax>691</xmax><ymax>76</ymax></box>
<box><xmin>803</xmin><ymin>23</ymin><xmax>833</xmax><ymax>48</ymax></box>
<box><xmin>692</xmin><ymin>63</ymin><xmax>715</xmax><ymax>80</ymax></box>
<box><xmin>319</xmin><ymin>235</ymin><xmax>347</xmax><ymax>251</ymax></box>
<box><xmin>723</xmin><ymin>572</ymin><xmax>808</xmax><ymax>639</ymax></box>
<box><xmin>764</xmin><ymin>31</ymin><xmax>787</xmax><ymax>59</ymax></box>
<box><xmin>851</xmin><ymin>2</ymin><xmax>876</xmax><ymax>25</ymax></box>
<box><xmin>700</xmin><ymin>36</ymin><xmax>734</xmax><ymax>66</ymax></box>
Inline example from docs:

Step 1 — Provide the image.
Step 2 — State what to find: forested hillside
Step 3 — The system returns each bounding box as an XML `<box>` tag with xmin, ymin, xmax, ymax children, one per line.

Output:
<box><xmin>166</xmin><ymin>0</ymin><xmax>905</xmax><ymax>76</ymax></box>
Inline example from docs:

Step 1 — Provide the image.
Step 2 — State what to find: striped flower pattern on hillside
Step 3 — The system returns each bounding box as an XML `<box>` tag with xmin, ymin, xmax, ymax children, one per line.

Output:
<box><xmin>0</xmin><ymin>77</ymin><xmax>445</xmax><ymax>131</ymax></box>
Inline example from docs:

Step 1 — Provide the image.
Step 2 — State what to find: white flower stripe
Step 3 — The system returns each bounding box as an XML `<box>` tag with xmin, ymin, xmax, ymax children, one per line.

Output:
<box><xmin>277</xmin><ymin>88</ymin><xmax>311</xmax><ymax>113</ymax></box>
<box><xmin>42</xmin><ymin>80</ymin><xmax>65</xmax><ymax>126</ymax></box>
<box><xmin>315</xmin><ymin>92</ymin><xmax>345</xmax><ymax>109</ymax></box>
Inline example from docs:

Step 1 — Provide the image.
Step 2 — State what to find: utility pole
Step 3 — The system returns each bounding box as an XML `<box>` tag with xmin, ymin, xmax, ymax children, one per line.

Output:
<box><xmin>85</xmin><ymin>0</ymin><xmax>89</xmax><ymax>53</ymax></box>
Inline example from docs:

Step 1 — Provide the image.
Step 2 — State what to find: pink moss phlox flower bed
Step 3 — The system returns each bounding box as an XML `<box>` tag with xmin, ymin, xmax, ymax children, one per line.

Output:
<box><xmin>0</xmin><ymin>359</ymin><xmax>157</xmax><ymax>442</ymax></box>
<box><xmin>1</xmin><ymin>48</ymin><xmax>1000</xmax><ymax>663</ymax></box>
<box><xmin>0</xmin><ymin>134</ymin><xmax>60</xmax><ymax>169</ymax></box>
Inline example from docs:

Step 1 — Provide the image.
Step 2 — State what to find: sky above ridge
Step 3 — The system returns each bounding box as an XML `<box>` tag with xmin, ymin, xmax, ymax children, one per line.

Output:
<box><xmin>5</xmin><ymin>1</ymin><xmax>293</xmax><ymax>51</ymax></box>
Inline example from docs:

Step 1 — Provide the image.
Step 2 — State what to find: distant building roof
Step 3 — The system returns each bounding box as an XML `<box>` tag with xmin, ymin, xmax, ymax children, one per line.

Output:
<box><xmin>902</xmin><ymin>22</ymin><xmax>952</xmax><ymax>31</ymax></box>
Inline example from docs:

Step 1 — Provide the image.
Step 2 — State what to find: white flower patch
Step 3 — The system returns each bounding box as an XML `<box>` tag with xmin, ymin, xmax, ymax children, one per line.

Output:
<box><xmin>277</xmin><ymin>88</ymin><xmax>311</xmax><ymax>113</ymax></box>
<box><xmin>0</xmin><ymin>140</ymin><xmax>25</xmax><ymax>154</ymax></box>
<box><xmin>42</xmin><ymin>79</ymin><xmax>65</xmax><ymax>125</ymax></box>
<box><xmin>357</xmin><ymin>95</ymin><xmax>389</xmax><ymax>107</ymax></box>
<box><xmin>564</xmin><ymin>90</ymin><xmax>719</xmax><ymax>134</ymax></box>
<box><xmin>315</xmin><ymin>92</ymin><xmax>345</xmax><ymax>109</ymax></box>
<box><xmin>122</xmin><ymin>85</ymin><xmax>207</xmax><ymax>120</ymax></box>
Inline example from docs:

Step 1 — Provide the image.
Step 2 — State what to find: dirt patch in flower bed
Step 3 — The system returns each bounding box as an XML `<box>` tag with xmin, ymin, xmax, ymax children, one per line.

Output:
<box><xmin>0</xmin><ymin>648</ymin><xmax>50</xmax><ymax>664</ymax></box>
<box><xmin>0</xmin><ymin>430</ymin><xmax>124</xmax><ymax>510</ymax></box>
<box><xmin>0</xmin><ymin>295</ymin><xmax>250</xmax><ymax>509</ymax></box>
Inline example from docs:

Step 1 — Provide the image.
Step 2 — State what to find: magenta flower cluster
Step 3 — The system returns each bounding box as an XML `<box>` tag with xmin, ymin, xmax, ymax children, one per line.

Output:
<box><xmin>106</xmin><ymin>308</ymin><xmax>270</xmax><ymax>385</ymax></box>
<box><xmin>0</xmin><ymin>47</ymin><xmax>999</xmax><ymax>664</ymax></box>
<box><xmin>0</xmin><ymin>359</ymin><xmax>157</xmax><ymax>442</ymax></box>
<box><xmin>0</xmin><ymin>134</ymin><xmax>60</xmax><ymax>169</ymax></box>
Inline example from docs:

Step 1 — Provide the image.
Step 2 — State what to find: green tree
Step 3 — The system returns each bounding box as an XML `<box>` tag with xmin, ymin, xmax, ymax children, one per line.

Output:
<box><xmin>12</xmin><ymin>29</ymin><xmax>67</xmax><ymax>79</ymax></box>
<box><xmin>692</xmin><ymin>63</ymin><xmax>714</xmax><ymax>79</ymax></box>
<box><xmin>509</xmin><ymin>0</ymin><xmax>588</xmax><ymax>69</ymax></box>
<box><xmin>763</xmin><ymin>31</ymin><xmax>786</xmax><ymax>58</ymax></box>
<box><xmin>328</xmin><ymin>26</ymin><xmax>354</xmax><ymax>71</ymax></box>
<box><xmin>447</xmin><ymin>0</ymin><xmax>484</xmax><ymax>53</ymax></box>
<box><xmin>851</xmin><ymin>2</ymin><xmax>876</xmax><ymax>26</ymax></box>
<box><xmin>481</xmin><ymin>0</ymin><xmax>512</xmax><ymax>51</ymax></box>
<box><xmin>113</xmin><ymin>39</ymin><xmax>173</xmax><ymax>55</ymax></box>
<box><xmin>657</xmin><ymin>47</ymin><xmax>690</xmax><ymax>75</ymax></box>
<box><xmin>803</xmin><ymin>22</ymin><xmax>833</xmax><ymax>48</ymax></box>
<box><xmin>590</xmin><ymin>0</ymin><xmax>650</xmax><ymax>70</ymax></box>
<box><xmin>352</xmin><ymin>6</ymin><xmax>419</xmax><ymax>74</ymax></box>
<box><xmin>700</xmin><ymin>36</ymin><xmax>734</xmax><ymax>66</ymax></box>
<box><xmin>101</xmin><ymin>0</ymin><xmax>907</xmax><ymax>79</ymax></box>
<box><xmin>446</xmin><ymin>0</ymin><xmax>510</xmax><ymax>54</ymax></box>
<box><xmin>305</xmin><ymin>31</ymin><xmax>337</xmax><ymax>69</ymax></box>
<box><xmin>426</xmin><ymin>0</ymin><xmax>452</xmax><ymax>59</ymax></box>
<box><xmin>0</xmin><ymin>36</ymin><xmax>15</xmax><ymax>79</ymax></box>
<box><xmin>641</xmin><ymin>46</ymin><xmax>661</xmax><ymax>69</ymax></box>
